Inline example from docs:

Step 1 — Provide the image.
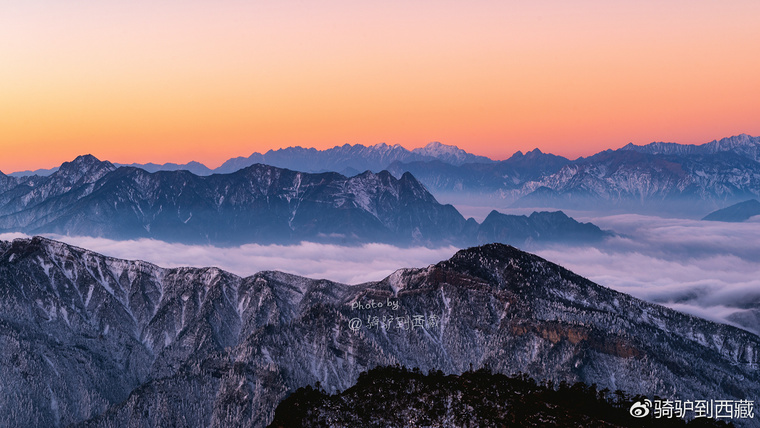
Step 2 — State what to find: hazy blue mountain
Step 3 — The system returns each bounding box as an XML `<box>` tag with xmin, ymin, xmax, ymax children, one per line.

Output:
<box><xmin>385</xmin><ymin>135</ymin><xmax>760</xmax><ymax>216</ymax></box>
<box><xmin>619</xmin><ymin>133</ymin><xmax>760</xmax><ymax>162</ymax></box>
<box><xmin>7</xmin><ymin>135</ymin><xmax>759</xmax><ymax>218</ymax></box>
<box><xmin>0</xmin><ymin>155</ymin><xmax>468</xmax><ymax>246</ymax></box>
<box><xmin>7</xmin><ymin>166</ymin><xmax>60</xmax><ymax>177</ymax></box>
<box><xmin>703</xmin><ymin>199</ymin><xmax>760</xmax><ymax>222</ymax></box>
<box><xmin>514</xmin><ymin>149</ymin><xmax>760</xmax><ymax>216</ymax></box>
<box><xmin>476</xmin><ymin>210</ymin><xmax>610</xmax><ymax>245</ymax></box>
<box><xmin>9</xmin><ymin>162</ymin><xmax>214</xmax><ymax>177</ymax></box>
<box><xmin>214</xmin><ymin>141</ymin><xmax>493</xmax><ymax>175</ymax></box>
<box><xmin>386</xmin><ymin>148</ymin><xmax>570</xmax><ymax>196</ymax></box>
<box><xmin>410</xmin><ymin>141</ymin><xmax>494</xmax><ymax>165</ymax></box>
<box><xmin>1</xmin><ymin>238</ymin><xmax>758</xmax><ymax>427</ymax></box>
<box><xmin>7</xmin><ymin>142</ymin><xmax>491</xmax><ymax>178</ymax></box>
<box><xmin>0</xmin><ymin>155</ymin><xmax>607</xmax><ymax>247</ymax></box>
<box><xmin>115</xmin><ymin>161</ymin><xmax>214</xmax><ymax>176</ymax></box>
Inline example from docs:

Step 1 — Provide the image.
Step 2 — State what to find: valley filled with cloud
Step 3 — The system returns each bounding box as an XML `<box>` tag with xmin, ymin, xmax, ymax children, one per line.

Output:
<box><xmin>536</xmin><ymin>214</ymin><xmax>760</xmax><ymax>332</ymax></box>
<box><xmin>4</xmin><ymin>214</ymin><xmax>757</xmax><ymax>332</ymax></box>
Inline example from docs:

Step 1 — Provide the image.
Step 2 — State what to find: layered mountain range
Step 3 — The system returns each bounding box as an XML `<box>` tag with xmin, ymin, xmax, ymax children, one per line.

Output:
<box><xmin>389</xmin><ymin>134</ymin><xmax>760</xmax><ymax>216</ymax></box>
<box><xmin>7</xmin><ymin>134</ymin><xmax>759</xmax><ymax>216</ymax></box>
<box><xmin>619</xmin><ymin>134</ymin><xmax>760</xmax><ymax>161</ymax></box>
<box><xmin>0</xmin><ymin>155</ymin><xmax>606</xmax><ymax>246</ymax></box>
<box><xmin>7</xmin><ymin>141</ymin><xmax>493</xmax><ymax>178</ymax></box>
<box><xmin>214</xmin><ymin>141</ymin><xmax>494</xmax><ymax>175</ymax></box>
<box><xmin>1</xmin><ymin>238</ymin><xmax>757</xmax><ymax>427</ymax></box>
<box><xmin>385</xmin><ymin>148</ymin><xmax>571</xmax><ymax>196</ymax></box>
<box><xmin>512</xmin><ymin>146</ymin><xmax>760</xmax><ymax>215</ymax></box>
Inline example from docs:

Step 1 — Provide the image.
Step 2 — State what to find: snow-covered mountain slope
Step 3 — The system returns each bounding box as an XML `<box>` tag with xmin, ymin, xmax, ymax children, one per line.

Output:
<box><xmin>1</xmin><ymin>238</ymin><xmax>758</xmax><ymax>427</ymax></box>
<box><xmin>0</xmin><ymin>155</ymin><xmax>117</xmax><ymax>217</ymax></box>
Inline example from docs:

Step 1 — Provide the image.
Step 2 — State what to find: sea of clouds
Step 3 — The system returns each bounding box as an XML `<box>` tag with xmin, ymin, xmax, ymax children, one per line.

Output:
<box><xmin>534</xmin><ymin>214</ymin><xmax>760</xmax><ymax>332</ymax></box>
<box><xmin>0</xmin><ymin>231</ymin><xmax>459</xmax><ymax>285</ymax></box>
<box><xmin>2</xmin><ymin>214</ymin><xmax>758</xmax><ymax>332</ymax></box>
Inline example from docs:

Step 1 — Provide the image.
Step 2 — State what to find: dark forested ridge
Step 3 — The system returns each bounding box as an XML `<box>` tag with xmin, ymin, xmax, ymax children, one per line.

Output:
<box><xmin>270</xmin><ymin>366</ymin><xmax>734</xmax><ymax>428</ymax></box>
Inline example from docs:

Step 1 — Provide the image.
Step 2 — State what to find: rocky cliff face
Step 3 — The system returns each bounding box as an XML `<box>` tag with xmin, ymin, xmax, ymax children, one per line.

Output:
<box><xmin>1</xmin><ymin>238</ymin><xmax>757</xmax><ymax>427</ymax></box>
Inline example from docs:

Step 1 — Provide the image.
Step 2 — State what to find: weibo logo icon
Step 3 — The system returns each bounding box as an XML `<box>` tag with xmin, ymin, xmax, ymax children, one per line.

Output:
<box><xmin>629</xmin><ymin>399</ymin><xmax>652</xmax><ymax>418</ymax></box>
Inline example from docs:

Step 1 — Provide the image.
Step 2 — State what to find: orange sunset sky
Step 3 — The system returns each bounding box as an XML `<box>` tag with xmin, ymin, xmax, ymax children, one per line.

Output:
<box><xmin>2</xmin><ymin>0</ymin><xmax>759</xmax><ymax>173</ymax></box>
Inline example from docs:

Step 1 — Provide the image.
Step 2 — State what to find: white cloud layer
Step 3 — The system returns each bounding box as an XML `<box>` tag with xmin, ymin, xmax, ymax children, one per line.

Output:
<box><xmin>0</xmin><ymin>232</ymin><xmax>458</xmax><ymax>285</ymax></box>
<box><xmin>2</xmin><ymin>214</ymin><xmax>758</xmax><ymax>334</ymax></box>
<box><xmin>534</xmin><ymin>214</ymin><xmax>760</xmax><ymax>334</ymax></box>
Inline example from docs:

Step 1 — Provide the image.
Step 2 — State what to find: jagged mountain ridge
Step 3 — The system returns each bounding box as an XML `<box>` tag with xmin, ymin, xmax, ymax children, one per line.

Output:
<box><xmin>215</xmin><ymin>141</ymin><xmax>494</xmax><ymax>175</ymax></box>
<box><xmin>0</xmin><ymin>156</ymin><xmax>118</xmax><ymax>218</ymax></box>
<box><xmin>0</xmin><ymin>155</ymin><xmax>606</xmax><ymax>246</ymax></box>
<box><xmin>514</xmin><ymin>148</ymin><xmax>760</xmax><ymax>215</ymax></box>
<box><xmin>477</xmin><ymin>210</ymin><xmax>608</xmax><ymax>244</ymax></box>
<box><xmin>0</xmin><ymin>155</ymin><xmax>468</xmax><ymax>245</ymax></box>
<box><xmin>386</xmin><ymin>148</ymin><xmax>571</xmax><ymax>195</ymax></box>
<box><xmin>381</xmin><ymin>134</ymin><xmax>760</xmax><ymax>216</ymax></box>
<box><xmin>7</xmin><ymin>135</ymin><xmax>760</xmax><ymax>217</ymax></box>
<box><xmin>1</xmin><ymin>237</ymin><xmax>758</xmax><ymax>427</ymax></box>
<box><xmin>7</xmin><ymin>142</ymin><xmax>493</xmax><ymax>178</ymax></box>
<box><xmin>620</xmin><ymin>134</ymin><xmax>760</xmax><ymax>162</ymax></box>
<box><xmin>410</xmin><ymin>141</ymin><xmax>495</xmax><ymax>166</ymax></box>
<box><xmin>114</xmin><ymin>160</ymin><xmax>214</xmax><ymax>176</ymax></box>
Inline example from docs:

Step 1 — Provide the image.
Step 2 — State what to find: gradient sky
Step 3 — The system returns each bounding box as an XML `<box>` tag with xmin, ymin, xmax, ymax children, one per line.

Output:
<box><xmin>2</xmin><ymin>0</ymin><xmax>759</xmax><ymax>173</ymax></box>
